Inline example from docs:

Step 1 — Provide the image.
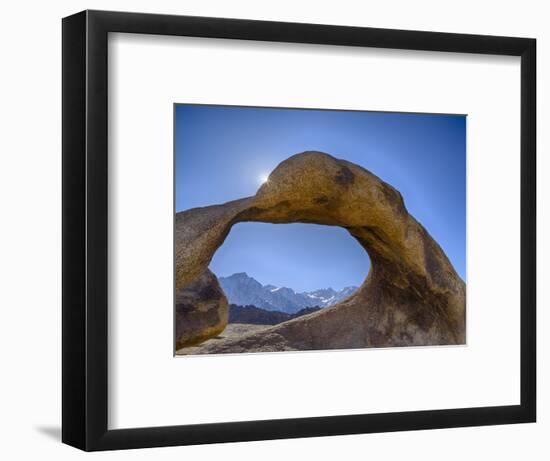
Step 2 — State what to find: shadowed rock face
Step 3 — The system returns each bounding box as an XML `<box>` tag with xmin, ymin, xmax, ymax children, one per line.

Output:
<box><xmin>175</xmin><ymin>151</ymin><xmax>465</xmax><ymax>353</ymax></box>
<box><xmin>175</xmin><ymin>269</ymin><xmax>228</xmax><ymax>349</ymax></box>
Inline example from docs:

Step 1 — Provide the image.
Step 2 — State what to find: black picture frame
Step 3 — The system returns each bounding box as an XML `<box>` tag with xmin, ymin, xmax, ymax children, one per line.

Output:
<box><xmin>62</xmin><ymin>9</ymin><xmax>536</xmax><ymax>451</ymax></box>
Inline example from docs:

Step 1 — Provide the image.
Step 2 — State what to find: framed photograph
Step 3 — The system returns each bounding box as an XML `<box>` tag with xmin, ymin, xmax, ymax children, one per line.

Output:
<box><xmin>62</xmin><ymin>10</ymin><xmax>536</xmax><ymax>451</ymax></box>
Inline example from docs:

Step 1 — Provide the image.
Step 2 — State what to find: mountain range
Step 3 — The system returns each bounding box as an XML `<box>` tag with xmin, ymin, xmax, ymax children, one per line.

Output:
<box><xmin>217</xmin><ymin>272</ymin><xmax>358</xmax><ymax>314</ymax></box>
<box><xmin>229</xmin><ymin>304</ymin><xmax>322</xmax><ymax>325</ymax></box>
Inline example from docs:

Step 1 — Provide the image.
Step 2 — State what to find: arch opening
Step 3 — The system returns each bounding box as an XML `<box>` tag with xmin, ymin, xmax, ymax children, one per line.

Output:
<box><xmin>211</xmin><ymin>221</ymin><xmax>370</xmax><ymax>316</ymax></box>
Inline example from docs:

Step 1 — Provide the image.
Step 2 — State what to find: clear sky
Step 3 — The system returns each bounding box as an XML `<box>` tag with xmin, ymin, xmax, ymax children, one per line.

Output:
<box><xmin>175</xmin><ymin>104</ymin><xmax>466</xmax><ymax>291</ymax></box>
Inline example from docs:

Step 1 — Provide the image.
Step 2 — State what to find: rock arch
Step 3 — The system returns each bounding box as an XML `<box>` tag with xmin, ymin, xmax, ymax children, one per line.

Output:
<box><xmin>175</xmin><ymin>151</ymin><xmax>465</xmax><ymax>352</ymax></box>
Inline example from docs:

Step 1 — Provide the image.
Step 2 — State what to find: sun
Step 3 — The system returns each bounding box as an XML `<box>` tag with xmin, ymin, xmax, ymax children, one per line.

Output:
<box><xmin>259</xmin><ymin>173</ymin><xmax>270</xmax><ymax>185</ymax></box>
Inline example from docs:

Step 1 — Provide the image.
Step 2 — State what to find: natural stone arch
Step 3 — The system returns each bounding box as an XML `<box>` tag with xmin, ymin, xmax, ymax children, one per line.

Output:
<box><xmin>175</xmin><ymin>151</ymin><xmax>465</xmax><ymax>352</ymax></box>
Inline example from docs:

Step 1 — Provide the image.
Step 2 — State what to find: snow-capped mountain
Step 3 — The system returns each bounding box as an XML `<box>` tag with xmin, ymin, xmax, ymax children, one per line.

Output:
<box><xmin>217</xmin><ymin>272</ymin><xmax>358</xmax><ymax>314</ymax></box>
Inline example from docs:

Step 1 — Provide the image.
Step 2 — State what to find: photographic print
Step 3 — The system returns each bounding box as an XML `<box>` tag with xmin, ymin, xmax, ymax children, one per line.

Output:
<box><xmin>174</xmin><ymin>104</ymin><xmax>466</xmax><ymax>355</ymax></box>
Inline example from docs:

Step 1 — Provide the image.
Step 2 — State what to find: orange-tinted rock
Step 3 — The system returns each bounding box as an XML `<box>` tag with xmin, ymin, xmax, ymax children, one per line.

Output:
<box><xmin>175</xmin><ymin>151</ymin><xmax>465</xmax><ymax>352</ymax></box>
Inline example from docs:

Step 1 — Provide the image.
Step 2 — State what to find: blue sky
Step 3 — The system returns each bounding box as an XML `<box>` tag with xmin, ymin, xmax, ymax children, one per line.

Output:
<box><xmin>175</xmin><ymin>104</ymin><xmax>466</xmax><ymax>291</ymax></box>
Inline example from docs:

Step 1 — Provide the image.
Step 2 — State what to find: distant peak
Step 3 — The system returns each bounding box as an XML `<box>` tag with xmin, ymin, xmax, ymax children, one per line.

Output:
<box><xmin>216</xmin><ymin>271</ymin><xmax>359</xmax><ymax>312</ymax></box>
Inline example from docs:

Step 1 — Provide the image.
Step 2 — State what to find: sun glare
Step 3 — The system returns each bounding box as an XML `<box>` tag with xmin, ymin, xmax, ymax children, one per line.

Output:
<box><xmin>259</xmin><ymin>173</ymin><xmax>270</xmax><ymax>185</ymax></box>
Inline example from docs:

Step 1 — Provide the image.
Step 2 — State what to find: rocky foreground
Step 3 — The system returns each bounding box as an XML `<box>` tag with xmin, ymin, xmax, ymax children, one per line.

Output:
<box><xmin>175</xmin><ymin>151</ymin><xmax>466</xmax><ymax>353</ymax></box>
<box><xmin>176</xmin><ymin>324</ymin><xmax>271</xmax><ymax>355</ymax></box>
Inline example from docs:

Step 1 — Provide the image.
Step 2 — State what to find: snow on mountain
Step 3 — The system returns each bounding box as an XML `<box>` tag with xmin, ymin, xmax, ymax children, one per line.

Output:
<box><xmin>217</xmin><ymin>272</ymin><xmax>358</xmax><ymax>314</ymax></box>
